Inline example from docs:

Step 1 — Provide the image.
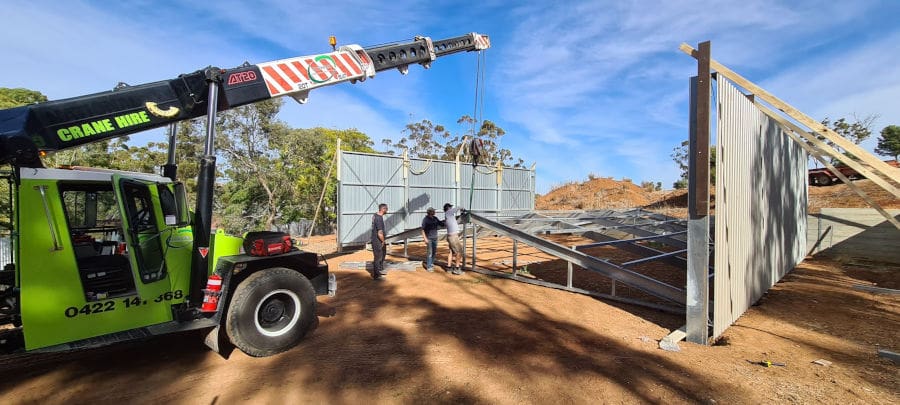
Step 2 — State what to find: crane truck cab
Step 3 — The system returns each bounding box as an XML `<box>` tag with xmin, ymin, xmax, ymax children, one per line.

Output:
<box><xmin>2</xmin><ymin>165</ymin><xmax>331</xmax><ymax>357</ymax></box>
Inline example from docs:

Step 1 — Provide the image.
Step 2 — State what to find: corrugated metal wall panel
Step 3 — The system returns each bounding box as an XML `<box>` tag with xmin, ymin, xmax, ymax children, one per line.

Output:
<box><xmin>461</xmin><ymin>188</ymin><xmax>497</xmax><ymax>212</ymax></box>
<box><xmin>713</xmin><ymin>78</ymin><xmax>808</xmax><ymax>338</ymax></box>
<box><xmin>408</xmin><ymin>158</ymin><xmax>456</xmax><ymax>187</ymax></box>
<box><xmin>340</xmin><ymin>153</ymin><xmax>404</xmax><ymax>186</ymax></box>
<box><xmin>338</xmin><ymin>151</ymin><xmax>535</xmax><ymax>249</ymax></box>
<box><xmin>501</xmin><ymin>190</ymin><xmax>532</xmax><ymax>210</ymax></box>
<box><xmin>460</xmin><ymin>165</ymin><xmax>499</xmax><ymax>189</ymax></box>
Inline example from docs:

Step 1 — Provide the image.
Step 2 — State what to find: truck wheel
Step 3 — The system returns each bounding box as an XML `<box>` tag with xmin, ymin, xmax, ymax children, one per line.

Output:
<box><xmin>225</xmin><ymin>267</ymin><xmax>316</xmax><ymax>357</ymax></box>
<box><xmin>815</xmin><ymin>173</ymin><xmax>832</xmax><ymax>186</ymax></box>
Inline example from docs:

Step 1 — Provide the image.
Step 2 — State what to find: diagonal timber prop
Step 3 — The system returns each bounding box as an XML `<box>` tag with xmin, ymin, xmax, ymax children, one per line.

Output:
<box><xmin>753</xmin><ymin>101</ymin><xmax>900</xmax><ymax>230</ymax></box>
<box><xmin>680</xmin><ymin>43</ymin><xmax>900</xmax><ymax>199</ymax></box>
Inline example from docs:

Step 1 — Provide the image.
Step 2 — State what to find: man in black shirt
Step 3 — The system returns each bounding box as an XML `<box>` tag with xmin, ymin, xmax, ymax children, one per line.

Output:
<box><xmin>420</xmin><ymin>207</ymin><xmax>444</xmax><ymax>272</ymax></box>
<box><xmin>371</xmin><ymin>203</ymin><xmax>388</xmax><ymax>280</ymax></box>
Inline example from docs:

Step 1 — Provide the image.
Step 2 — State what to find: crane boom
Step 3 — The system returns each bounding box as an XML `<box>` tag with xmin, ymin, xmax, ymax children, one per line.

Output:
<box><xmin>0</xmin><ymin>32</ymin><xmax>490</xmax><ymax>167</ymax></box>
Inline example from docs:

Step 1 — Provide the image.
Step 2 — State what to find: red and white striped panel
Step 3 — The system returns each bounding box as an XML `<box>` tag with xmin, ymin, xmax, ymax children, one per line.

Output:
<box><xmin>256</xmin><ymin>47</ymin><xmax>373</xmax><ymax>97</ymax></box>
<box><xmin>473</xmin><ymin>33</ymin><xmax>491</xmax><ymax>50</ymax></box>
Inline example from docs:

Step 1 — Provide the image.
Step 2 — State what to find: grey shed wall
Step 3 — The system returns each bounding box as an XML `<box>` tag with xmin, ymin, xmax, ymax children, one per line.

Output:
<box><xmin>337</xmin><ymin>150</ymin><xmax>535</xmax><ymax>249</ymax></box>
<box><xmin>808</xmin><ymin>208</ymin><xmax>900</xmax><ymax>264</ymax></box>
<box><xmin>713</xmin><ymin>78</ymin><xmax>808</xmax><ymax>338</ymax></box>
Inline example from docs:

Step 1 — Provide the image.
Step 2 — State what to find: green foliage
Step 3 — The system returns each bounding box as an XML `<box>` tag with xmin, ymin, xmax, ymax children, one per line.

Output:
<box><xmin>640</xmin><ymin>181</ymin><xmax>662</xmax><ymax>192</ymax></box>
<box><xmin>671</xmin><ymin>140</ymin><xmax>689</xmax><ymax>180</ymax></box>
<box><xmin>172</xmin><ymin>119</ymin><xmax>207</xmax><ymax>204</ymax></box>
<box><xmin>382</xmin><ymin>115</ymin><xmax>525</xmax><ymax>167</ymax></box>
<box><xmin>673</xmin><ymin>179</ymin><xmax>688</xmax><ymax>189</ymax></box>
<box><xmin>44</xmin><ymin>137</ymin><xmax>167</xmax><ymax>172</ymax></box>
<box><xmin>671</xmin><ymin>140</ymin><xmax>716</xmax><ymax>185</ymax></box>
<box><xmin>199</xmin><ymin>99</ymin><xmax>376</xmax><ymax>235</ymax></box>
<box><xmin>273</xmin><ymin>127</ymin><xmax>374</xmax><ymax>231</ymax></box>
<box><xmin>212</xmin><ymin>99</ymin><xmax>291</xmax><ymax>232</ymax></box>
<box><xmin>0</xmin><ymin>88</ymin><xmax>50</xmax><ymax>229</ymax></box>
<box><xmin>820</xmin><ymin>115</ymin><xmax>878</xmax><ymax>164</ymax></box>
<box><xmin>875</xmin><ymin>125</ymin><xmax>900</xmax><ymax>161</ymax></box>
<box><xmin>821</xmin><ymin>115</ymin><xmax>876</xmax><ymax>145</ymax></box>
<box><xmin>381</xmin><ymin>118</ymin><xmax>449</xmax><ymax>159</ymax></box>
<box><xmin>0</xmin><ymin>88</ymin><xmax>47</xmax><ymax>109</ymax></box>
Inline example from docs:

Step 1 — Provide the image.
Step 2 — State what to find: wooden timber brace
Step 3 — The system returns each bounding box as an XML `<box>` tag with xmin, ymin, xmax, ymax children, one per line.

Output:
<box><xmin>680</xmin><ymin>43</ymin><xmax>900</xmax><ymax>230</ymax></box>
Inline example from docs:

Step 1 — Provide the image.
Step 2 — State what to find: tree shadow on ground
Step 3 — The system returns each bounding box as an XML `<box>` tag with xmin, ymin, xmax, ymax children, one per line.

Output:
<box><xmin>0</xmin><ymin>270</ymin><xmax>750</xmax><ymax>404</ymax></box>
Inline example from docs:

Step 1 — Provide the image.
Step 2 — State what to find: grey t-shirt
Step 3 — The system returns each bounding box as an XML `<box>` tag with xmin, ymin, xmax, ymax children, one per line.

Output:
<box><xmin>444</xmin><ymin>207</ymin><xmax>461</xmax><ymax>235</ymax></box>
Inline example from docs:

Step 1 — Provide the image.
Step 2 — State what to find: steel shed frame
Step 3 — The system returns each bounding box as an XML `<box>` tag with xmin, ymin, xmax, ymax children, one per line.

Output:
<box><xmin>335</xmin><ymin>40</ymin><xmax>890</xmax><ymax>345</ymax></box>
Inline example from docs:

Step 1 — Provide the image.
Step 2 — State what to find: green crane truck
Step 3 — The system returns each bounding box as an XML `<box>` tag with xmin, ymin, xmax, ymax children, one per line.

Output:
<box><xmin>0</xmin><ymin>33</ymin><xmax>490</xmax><ymax>357</ymax></box>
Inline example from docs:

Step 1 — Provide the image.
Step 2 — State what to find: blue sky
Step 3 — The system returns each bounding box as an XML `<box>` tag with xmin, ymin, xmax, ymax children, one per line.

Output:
<box><xmin>3</xmin><ymin>0</ymin><xmax>899</xmax><ymax>193</ymax></box>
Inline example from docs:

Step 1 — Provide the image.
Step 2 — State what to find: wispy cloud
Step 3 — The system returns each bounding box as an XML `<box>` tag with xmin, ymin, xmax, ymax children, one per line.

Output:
<box><xmin>277</xmin><ymin>88</ymin><xmax>402</xmax><ymax>144</ymax></box>
<box><xmin>4</xmin><ymin>0</ymin><xmax>897</xmax><ymax>194</ymax></box>
<box><xmin>760</xmin><ymin>30</ymin><xmax>900</xmax><ymax>128</ymax></box>
<box><xmin>490</xmin><ymin>0</ymin><xmax>891</xmax><ymax>191</ymax></box>
<box><xmin>2</xmin><ymin>0</ymin><xmax>427</xmax><ymax>148</ymax></box>
<box><xmin>1</xmin><ymin>1</ymin><xmax>267</xmax><ymax>98</ymax></box>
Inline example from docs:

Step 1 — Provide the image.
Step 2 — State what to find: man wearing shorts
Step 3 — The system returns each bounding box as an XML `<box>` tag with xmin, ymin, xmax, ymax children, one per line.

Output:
<box><xmin>443</xmin><ymin>203</ymin><xmax>465</xmax><ymax>275</ymax></box>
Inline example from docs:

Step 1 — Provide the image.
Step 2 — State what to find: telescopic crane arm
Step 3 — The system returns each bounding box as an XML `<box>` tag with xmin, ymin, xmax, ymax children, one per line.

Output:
<box><xmin>0</xmin><ymin>32</ymin><xmax>490</xmax><ymax>167</ymax></box>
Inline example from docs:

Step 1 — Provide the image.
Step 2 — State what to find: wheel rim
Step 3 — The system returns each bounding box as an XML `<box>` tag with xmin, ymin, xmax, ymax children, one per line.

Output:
<box><xmin>253</xmin><ymin>289</ymin><xmax>301</xmax><ymax>337</ymax></box>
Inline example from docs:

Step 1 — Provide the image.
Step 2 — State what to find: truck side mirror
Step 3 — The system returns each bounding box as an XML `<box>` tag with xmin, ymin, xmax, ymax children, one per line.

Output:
<box><xmin>158</xmin><ymin>183</ymin><xmax>191</xmax><ymax>227</ymax></box>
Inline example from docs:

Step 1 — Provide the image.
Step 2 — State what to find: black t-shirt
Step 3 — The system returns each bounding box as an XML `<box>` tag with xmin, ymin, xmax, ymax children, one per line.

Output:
<box><xmin>371</xmin><ymin>213</ymin><xmax>385</xmax><ymax>243</ymax></box>
<box><xmin>421</xmin><ymin>215</ymin><xmax>443</xmax><ymax>239</ymax></box>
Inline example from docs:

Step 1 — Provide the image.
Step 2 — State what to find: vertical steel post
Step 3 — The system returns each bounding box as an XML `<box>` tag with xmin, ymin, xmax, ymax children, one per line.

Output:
<box><xmin>462</xmin><ymin>222</ymin><xmax>467</xmax><ymax>269</ymax></box>
<box><xmin>335</xmin><ymin>140</ymin><xmax>343</xmax><ymax>253</ymax></box>
<box><xmin>471</xmin><ymin>224</ymin><xmax>477</xmax><ymax>271</ymax></box>
<box><xmin>567</xmin><ymin>245</ymin><xmax>574</xmax><ymax>288</ymax></box>
<box><xmin>686</xmin><ymin>41</ymin><xmax>712</xmax><ymax>345</ymax></box>
<box><xmin>402</xmin><ymin>150</ymin><xmax>410</xmax><ymax>233</ymax></box>
<box><xmin>512</xmin><ymin>239</ymin><xmax>518</xmax><ymax>276</ymax></box>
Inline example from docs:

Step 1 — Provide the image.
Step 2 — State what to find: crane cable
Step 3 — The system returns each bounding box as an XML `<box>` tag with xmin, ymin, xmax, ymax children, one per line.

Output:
<box><xmin>467</xmin><ymin>49</ymin><xmax>492</xmax><ymax>213</ymax></box>
<box><xmin>470</xmin><ymin>50</ymin><xmax>498</xmax><ymax>175</ymax></box>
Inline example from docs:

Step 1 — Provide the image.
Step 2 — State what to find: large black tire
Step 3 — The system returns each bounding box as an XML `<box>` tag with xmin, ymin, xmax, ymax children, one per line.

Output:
<box><xmin>225</xmin><ymin>267</ymin><xmax>317</xmax><ymax>357</ymax></box>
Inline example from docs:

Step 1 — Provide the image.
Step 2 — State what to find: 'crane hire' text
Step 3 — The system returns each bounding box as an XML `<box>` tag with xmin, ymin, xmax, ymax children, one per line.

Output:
<box><xmin>56</xmin><ymin>111</ymin><xmax>151</xmax><ymax>141</ymax></box>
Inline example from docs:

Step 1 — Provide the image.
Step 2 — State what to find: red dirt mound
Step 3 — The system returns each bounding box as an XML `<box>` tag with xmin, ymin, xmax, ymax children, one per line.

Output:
<box><xmin>536</xmin><ymin>177</ymin><xmax>653</xmax><ymax>210</ymax></box>
<box><xmin>538</xmin><ymin>177</ymin><xmax>897</xmax><ymax>216</ymax></box>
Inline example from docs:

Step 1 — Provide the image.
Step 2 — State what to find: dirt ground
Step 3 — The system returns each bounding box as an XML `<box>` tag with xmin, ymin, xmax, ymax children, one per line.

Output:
<box><xmin>0</xmin><ymin>234</ymin><xmax>897</xmax><ymax>404</ymax></box>
<box><xmin>807</xmin><ymin>179</ymin><xmax>900</xmax><ymax>213</ymax></box>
